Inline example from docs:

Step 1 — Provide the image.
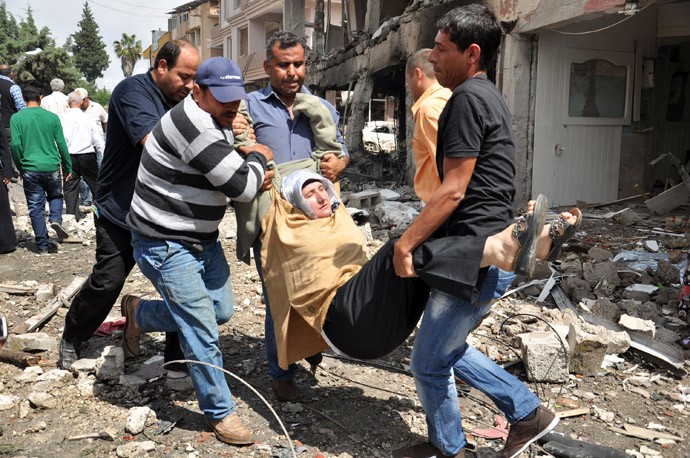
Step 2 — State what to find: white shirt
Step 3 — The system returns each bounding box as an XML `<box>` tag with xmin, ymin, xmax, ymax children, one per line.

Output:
<box><xmin>85</xmin><ymin>101</ymin><xmax>108</xmax><ymax>138</ymax></box>
<box><xmin>60</xmin><ymin>108</ymin><xmax>105</xmax><ymax>156</ymax></box>
<box><xmin>41</xmin><ymin>91</ymin><xmax>69</xmax><ymax>117</ymax></box>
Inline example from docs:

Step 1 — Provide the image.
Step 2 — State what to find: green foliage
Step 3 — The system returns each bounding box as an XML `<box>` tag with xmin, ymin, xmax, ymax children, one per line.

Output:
<box><xmin>0</xmin><ymin>3</ymin><xmax>54</xmax><ymax>67</ymax></box>
<box><xmin>90</xmin><ymin>87</ymin><xmax>111</xmax><ymax>107</ymax></box>
<box><xmin>14</xmin><ymin>46</ymin><xmax>82</xmax><ymax>93</ymax></box>
<box><xmin>71</xmin><ymin>1</ymin><xmax>109</xmax><ymax>82</ymax></box>
<box><xmin>113</xmin><ymin>33</ymin><xmax>142</xmax><ymax>78</ymax></box>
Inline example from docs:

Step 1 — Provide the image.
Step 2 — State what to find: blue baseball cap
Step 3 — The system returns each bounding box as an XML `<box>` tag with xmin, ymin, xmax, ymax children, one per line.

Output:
<box><xmin>195</xmin><ymin>57</ymin><xmax>246</xmax><ymax>103</ymax></box>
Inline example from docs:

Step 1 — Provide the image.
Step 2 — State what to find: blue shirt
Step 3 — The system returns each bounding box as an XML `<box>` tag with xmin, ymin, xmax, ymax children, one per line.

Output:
<box><xmin>0</xmin><ymin>75</ymin><xmax>26</xmax><ymax>111</ymax></box>
<box><xmin>244</xmin><ymin>85</ymin><xmax>348</xmax><ymax>165</ymax></box>
<box><xmin>95</xmin><ymin>71</ymin><xmax>170</xmax><ymax>228</ymax></box>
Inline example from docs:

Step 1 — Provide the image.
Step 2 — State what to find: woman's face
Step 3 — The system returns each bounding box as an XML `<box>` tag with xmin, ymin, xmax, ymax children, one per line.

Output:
<box><xmin>302</xmin><ymin>181</ymin><xmax>332</xmax><ymax>218</ymax></box>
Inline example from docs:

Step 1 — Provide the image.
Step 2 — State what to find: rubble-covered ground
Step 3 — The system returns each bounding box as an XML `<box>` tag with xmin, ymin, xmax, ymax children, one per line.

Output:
<box><xmin>0</xmin><ymin>188</ymin><xmax>689</xmax><ymax>458</ymax></box>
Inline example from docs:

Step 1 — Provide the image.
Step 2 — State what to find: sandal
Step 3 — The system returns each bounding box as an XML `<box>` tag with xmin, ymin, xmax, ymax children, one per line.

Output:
<box><xmin>512</xmin><ymin>194</ymin><xmax>547</xmax><ymax>277</ymax></box>
<box><xmin>545</xmin><ymin>207</ymin><xmax>582</xmax><ymax>262</ymax></box>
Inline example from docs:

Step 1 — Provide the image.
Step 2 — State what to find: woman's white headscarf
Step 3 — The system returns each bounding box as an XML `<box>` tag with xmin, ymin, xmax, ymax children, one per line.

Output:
<box><xmin>282</xmin><ymin>169</ymin><xmax>340</xmax><ymax>219</ymax></box>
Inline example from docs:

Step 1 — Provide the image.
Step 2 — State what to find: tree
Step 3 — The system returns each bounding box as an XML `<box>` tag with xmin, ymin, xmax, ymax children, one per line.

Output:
<box><xmin>71</xmin><ymin>1</ymin><xmax>109</xmax><ymax>82</ymax></box>
<box><xmin>113</xmin><ymin>33</ymin><xmax>142</xmax><ymax>78</ymax></box>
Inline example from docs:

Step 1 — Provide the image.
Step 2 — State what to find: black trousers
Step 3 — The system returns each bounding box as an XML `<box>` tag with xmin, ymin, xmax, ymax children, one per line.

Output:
<box><xmin>63</xmin><ymin>216</ymin><xmax>182</xmax><ymax>356</ymax></box>
<box><xmin>63</xmin><ymin>153</ymin><xmax>99</xmax><ymax>221</ymax></box>
<box><xmin>322</xmin><ymin>234</ymin><xmax>488</xmax><ymax>360</ymax></box>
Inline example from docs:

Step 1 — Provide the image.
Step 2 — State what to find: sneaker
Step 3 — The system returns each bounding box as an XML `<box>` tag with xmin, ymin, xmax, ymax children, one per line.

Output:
<box><xmin>58</xmin><ymin>337</ymin><xmax>81</xmax><ymax>370</ymax></box>
<box><xmin>499</xmin><ymin>405</ymin><xmax>559</xmax><ymax>458</ymax></box>
<box><xmin>271</xmin><ymin>378</ymin><xmax>300</xmax><ymax>402</ymax></box>
<box><xmin>120</xmin><ymin>295</ymin><xmax>142</xmax><ymax>357</ymax></box>
<box><xmin>208</xmin><ymin>412</ymin><xmax>254</xmax><ymax>445</ymax></box>
<box><xmin>392</xmin><ymin>442</ymin><xmax>466</xmax><ymax>458</ymax></box>
<box><xmin>50</xmin><ymin>221</ymin><xmax>70</xmax><ymax>239</ymax></box>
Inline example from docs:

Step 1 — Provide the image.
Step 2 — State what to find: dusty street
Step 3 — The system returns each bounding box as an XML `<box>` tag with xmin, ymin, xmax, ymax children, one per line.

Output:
<box><xmin>0</xmin><ymin>197</ymin><xmax>689</xmax><ymax>458</ymax></box>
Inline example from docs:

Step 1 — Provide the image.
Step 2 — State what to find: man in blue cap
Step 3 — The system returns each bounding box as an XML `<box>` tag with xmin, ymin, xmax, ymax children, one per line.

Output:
<box><xmin>122</xmin><ymin>57</ymin><xmax>273</xmax><ymax>446</ymax></box>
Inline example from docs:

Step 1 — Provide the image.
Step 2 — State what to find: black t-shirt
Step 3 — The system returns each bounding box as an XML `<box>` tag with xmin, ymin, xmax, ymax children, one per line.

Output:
<box><xmin>95</xmin><ymin>71</ymin><xmax>170</xmax><ymax>229</ymax></box>
<box><xmin>435</xmin><ymin>74</ymin><xmax>516</xmax><ymax>238</ymax></box>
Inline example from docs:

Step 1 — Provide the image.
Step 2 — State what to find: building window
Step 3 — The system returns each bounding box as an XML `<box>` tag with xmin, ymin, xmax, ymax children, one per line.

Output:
<box><xmin>227</xmin><ymin>37</ymin><xmax>232</xmax><ymax>59</ymax></box>
<box><xmin>234</xmin><ymin>0</ymin><xmax>241</xmax><ymax>7</ymax></box>
<box><xmin>564</xmin><ymin>49</ymin><xmax>634</xmax><ymax>126</ymax></box>
<box><xmin>265</xmin><ymin>20</ymin><xmax>280</xmax><ymax>41</ymax></box>
<box><xmin>239</xmin><ymin>26</ymin><xmax>248</xmax><ymax>57</ymax></box>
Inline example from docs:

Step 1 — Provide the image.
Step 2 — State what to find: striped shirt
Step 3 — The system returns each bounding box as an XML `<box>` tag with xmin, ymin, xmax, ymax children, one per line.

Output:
<box><xmin>127</xmin><ymin>95</ymin><xmax>267</xmax><ymax>244</ymax></box>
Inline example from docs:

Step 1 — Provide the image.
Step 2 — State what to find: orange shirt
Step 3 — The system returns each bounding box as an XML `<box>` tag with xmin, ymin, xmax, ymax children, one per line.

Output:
<box><xmin>411</xmin><ymin>82</ymin><xmax>452</xmax><ymax>203</ymax></box>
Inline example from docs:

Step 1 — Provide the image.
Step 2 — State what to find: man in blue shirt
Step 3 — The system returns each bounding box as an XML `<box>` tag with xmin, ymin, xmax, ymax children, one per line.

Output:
<box><xmin>243</xmin><ymin>31</ymin><xmax>349</xmax><ymax>401</ymax></box>
<box><xmin>58</xmin><ymin>40</ymin><xmax>201</xmax><ymax>370</ymax></box>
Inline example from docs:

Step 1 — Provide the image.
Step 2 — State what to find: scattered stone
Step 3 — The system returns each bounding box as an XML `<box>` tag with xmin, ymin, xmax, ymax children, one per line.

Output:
<box><xmin>567</xmin><ymin>322</ymin><xmax>609</xmax><ymax>376</ymax></box>
<box><xmin>70</xmin><ymin>358</ymin><xmax>98</xmax><ymax>375</ymax></box>
<box><xmin>643</xmin><ymin>240</ymin><xmax>659</xmax><ymax>253</ymax></box>
<box><xmin>116</xmin><ymin>440</ymin><xmax>156</xmax><ymax>457</ymax></box>
<box><xmin>608</xmin><ymin>208</ymin><xmax>641</xmax><ymax>225</ymax></box>
<box><xmin>0</xmin><ymin>395</ymin><xmax>15</xmax><ymax>411</ymax></box>
<box><xmin>18</xmin><ymin>400</ymin><xmax>30</xmax><ymax>418</ymax></box>
<box><xmin>28</xmin><ymin>391</ymin><xmax>57</xmax><ymax>409</ymax></box>
<box><xmin>619</xmin><ymin>314</ymin><xmax>655</xmax><ymax>337</ymax></box>
<box><xmin>95</xmin><ymin>345</ymin><xmax>125</xmax><ymax>381</ymax></box>
<box><xmin>77</xmin><ymin>376</ymin><xmax>100</xmax><ymax>398</ymax></box>
<box><xmin>623</xmin><ymin>300</ymin><xmax>658</xmax><ymax>321</ymax></box>
<box><xmin>656</xmin><ymin>260</ymin><xmax>680</xmax><ymax>286</ymax></box>
<box><xmin>166</xmin><ymin>375</ymin><xmax>194</xmax><ymax>392</ymax></box>
<box><xmin>125</xmin><ymin>406</ymin><xmax>155</xmax><ymax>435</ymax></box>
<box><xmin>241</xmin><ymin>358</ymin><xmax>256</xmax><ymax>375</ymax></box>
<box><xmin>119</xmin><ymin>374</ymin><xmax>146</xmax><ymax>387</ymax></box>
<box><xmin>281</xmin><ymin>402</ymin><xmax>304</xmax><ymax>414</ymax></box>
<box><xmin>348</xmin><ymin>190</ymin><xmax>381</xmax><ymax>209</ymax></box>
<box><xmin>15</xmin><ymin>366</ymin><xmax>44</xmax><ymax>383</ymax></box>
<box><xmin>378</xmin><ymin>189</ymin><xmax>400</xmax><ymax>201</ymax></box>
<box><xmin>518</xmin><ymin>331</ymin><xmax>569</xmax><ymax>382</ymax></box>
<box><xmin>36</xmin><ymin>369</ymin><xmax>70</xmax><ymax>382</ymax></box>
<box><xmin>5</xmin><ymin>332</ymin><xmax>57</xmax><ymax>352</ymax></box>
<box><xmin>375</xmin><ymin>201</ymin><xmax>419</xmax><ymax>231</ymax></box>
<box><xmin>654</xmin><ymin>327</ymin><xmax>680</xmax><ymax>344</ymax></box>
<box><xmin>34</xmin><ymin>283</ymin><xmax>56</xmax><ymax>302</ymax></box>
<box><xmin>588</xmin><ymin>246</ymin><xmax>613</xmax><ymax>261</ymax></box>
<box><xmin>593</xmin><ymin>405</ymin><xmax>615</xmax><ymax>422</ymax></box>
<box><xmin>591</xmin><ymin>298</ymin><xmax>621</xmax><ymax>322</ymax></box>
<box><xmin>582</xmin><ymin>261</ymin><xmax>620</xmax><ymax>287</ymax></box>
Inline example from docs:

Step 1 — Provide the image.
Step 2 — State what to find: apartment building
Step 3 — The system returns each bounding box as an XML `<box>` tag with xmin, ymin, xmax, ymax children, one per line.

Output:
<box><xmin>168</xmin><ymin>0</ymin><xmax>223</xmax><ymax>62</ymax></box>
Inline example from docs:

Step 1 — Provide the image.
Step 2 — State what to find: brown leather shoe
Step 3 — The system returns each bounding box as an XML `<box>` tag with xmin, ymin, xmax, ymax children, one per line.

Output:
<box><xmin>500</xmin><ymin>405</ymin><xmax>559</xmax><ymax>458</ymax></box>
<box><xmin>392</xmin><ymin>442</ymin><xmax>466</xmax><ymax>458</ymax></box>
<box><xmin>271</xmin><ymin>378</ymin><xmax>300</xmax><ymax>402</ymax></box>
<box><xmin>208</xmin><ymin>412</ymin><xmax>254</xmax><ymax>445</ymax></box>
<box><xmin>121</xmin><ymin>295</ymin><xmax>142</xmax><ymax>358</ymax></box>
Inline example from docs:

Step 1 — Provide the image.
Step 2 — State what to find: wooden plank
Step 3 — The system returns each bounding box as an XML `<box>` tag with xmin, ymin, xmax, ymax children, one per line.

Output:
<box><xmin>555</xmin><ymin>407</ymin><xmax>590</xmax><ymax>418</ymax></box>
<box><xmin>0</xmin><ymin>284</ymin><xmax>36</xmax><ymax>295</ymax></box>
<box><xmin>0</xmin><ymin>348</ymin><xmax>41</xmax><ymax>367</ymax></box>
<box><xmin>11</xmin><ymin>276</ymin><xmax>86</xmax><ymax>334</ymax></box>
<box><xmin>645</xmin><ymin>183</ymin><xmax>690</xmax><ymax>215</ymax></box>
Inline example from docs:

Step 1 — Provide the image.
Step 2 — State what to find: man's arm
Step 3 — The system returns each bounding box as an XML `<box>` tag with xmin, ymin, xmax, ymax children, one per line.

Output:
<box><xmin>10</xmin><ymin>84</ymin><xmax>26</xmax><ymax>111</ymax></box>
<box><xmin>9</xmin><ymin>118</ymin><xmax>22</xmax><ymax>172</ymax></box>
<box><xmin>90</xmin><ymin>119</ymin><xmax>105</xmax><ymax>155</ymax></box>
<box><xmin>53</xmin><ymin>120</ymin><xmax>72</xmax><ymax>177</ymax></box>
<box><xmin>319</xmin><ymin>98</ymin><xmax>349</xmax><ymax>181</ymax></box>
<box><xmin>393</xmin><ymin>155</ymin><xmax>477</xmax><ymax>277</ymax></box>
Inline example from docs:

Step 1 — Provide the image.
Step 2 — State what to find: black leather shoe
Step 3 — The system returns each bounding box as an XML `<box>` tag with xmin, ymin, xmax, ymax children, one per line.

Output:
<box><xmin>58</xmin><ymin>337</ymin><xmax>81</xmax><ymax>370</ymax></box>
<box><xmin>164</xmin><ymin>331</ymin><xmax>189</xmax><ymax>373</ymax></box>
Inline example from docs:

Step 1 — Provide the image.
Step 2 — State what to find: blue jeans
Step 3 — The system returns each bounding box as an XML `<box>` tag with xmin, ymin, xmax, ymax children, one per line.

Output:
<box><xmin>253</xmin><ymin>240</ymin><xmax>298</xmax><ymax>380</ymax></box>
<box><xmin>131</xmin><ymin>232</ymin><xmax>235</xmax><ymax>421</ymax></box>
<box><xmin>22</xmin><ymin>170</ymin><xmax>63</xmax><ymax>250</ymax></box>
<box><xmin>410</xmin><ymin>266</ymin><xmax>540</xmax><ymax>455</ymax></box>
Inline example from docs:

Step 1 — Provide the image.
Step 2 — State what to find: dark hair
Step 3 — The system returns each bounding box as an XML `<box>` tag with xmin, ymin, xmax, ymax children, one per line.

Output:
<box><xmin>21</xmin><ymin>81</ymin><xmax>43</xmax><ymax>102</ymax></box>
<box><xmin>406</xmin><ymin>48</ymin><xmax>434</xmax><ymax>78</ymax></box>
<box><xmin>301</xmin><ymin>178</ymin><xmax>322</xmax><ymax>190</ymax></box>
<box><xmin>265</xmin><ymin>31</ymin><xmax>307</xmax><ymax>64</ymax></box>
<box><xmin>0</xmin><ymin>64</ymin><xmax>11</xmax><ymax>77</ymax></box>
<box><xmin>436</xmin><ymin>4</ymin><xmax>502</xmax><ymax>71</ymax></box>
<box><xmin>154</xmin><ymin>39</ymin><xmax>193</xmax><ymax>70</ymax></box>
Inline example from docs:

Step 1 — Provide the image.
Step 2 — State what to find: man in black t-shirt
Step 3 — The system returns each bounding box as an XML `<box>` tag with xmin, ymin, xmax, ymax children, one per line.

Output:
<box><xmin>392</xmin><ymin>5</ymin><xmax>559</xmax><ymax>458</ymax></box>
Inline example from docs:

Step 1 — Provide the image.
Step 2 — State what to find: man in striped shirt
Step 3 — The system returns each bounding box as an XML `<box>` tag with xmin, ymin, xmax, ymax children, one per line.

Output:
<box><xmin>123</xmin><ymin>57</ymin><xmax>273</xmax><ymax>446</ymax></box>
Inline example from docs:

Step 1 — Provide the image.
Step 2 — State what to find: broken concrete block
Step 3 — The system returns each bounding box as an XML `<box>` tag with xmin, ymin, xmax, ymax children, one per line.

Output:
<box><xmin>567</xmin><ymin>323</ymin><xmax>609</xmax><ymax>376</ymax></box>
<box><xmin>621</xmin><ymin>289</ymin><xmax>651</xmax><ymax>303</ymax></box>
<box><xmin>518</xmin><ymin>331</ymin><xmax>569</xmax><ymax>382</ymax></box>
<box><xmin>619</xmin><ymin>314</ymin><xmax>655</xmax><ymax>337</ymax></box>
<box><xmin>0</xmin><ymin>395</ymin><xmax>15</xmax><ymax>411</ymax></box>
<box><xmin>608</xmin><ymin>208</ymin><xmax>641</xmax><ymax>225</ymax></box>
<box><xmin>5</xmin><ymin>332</ymin><xmax>57</xmax><ymax>352</ymax></box>
<box><xmin>623</xmin><ymin>300</ymin><xmax>658</xmax><ymax>321</ymax></box>
<box><xmin>77</xmin><ymin>375</ymin><xmax>100</xmax><ymax>398</ymax></box>
<box><xmin>36</xmin><ymin>369</ymin><xmax>70</xmax><ymax>382</ymax></box>
<box><xmin>165</xmin><ymin>374</ymin><xmax>194</xmax><ymax>392</ymax></box>
<box><xmin>70</xmin><ymin>358</ymin><xmax>98</xmax><ymax>375</ymax></box>
<box><xmin>375</xmin><ymin>201</ymin><xmax>420</xmax><ymax>231</ymax></box>
<box><xmin>35</xmin><ymin>283</ymin><xmax>56</xmax><ymax>302</ymax></box>
<box><xmin>668</xmin><ymin>250</ymin><xmax>684</xmax><ymax>264</ymax></box>
<box><xmin>28</xmin><ymin>391</ymin><xmax>57</xmax><ymax>409</ymax></box>
<box><xmin>643</xmin><ymin>240</ymin><xmax>659</xmax><ymax>253</ymax></box>
<box><xmin>582</xmin><ymin>261</ymin><xmax>620</xmax><ymax>287</ymax></box>
<box><xmin>605</xmin><ymin>329</ymin><xmax>631</xmax><ymax>355</ymax></box>
<box><xmin>116</xmin><ymin>440</ymin><xmax>156</xmax><ymax>457</ymax></box>
<box><xmin>588</xmin><ymin>246</ymin><xmax>613</xmax><ymax>261</ymax></box>
<box><xmin>378</xmin><ymin>189</ymin><xmax>400</xmax><ymax>201</ymax></box>
<box><xmin>654</xmin><ymin>327</ymin><xmax>680</xmax><ymax>345</ymax></box>
<box><xmin>125</xmin><ymin>406</ymin><xmax>155</xmax><ymax>435</ymax></box>
<box><xmin>593</xmin><ymin>278</ymin><xmax>616</xmax><ymax>298</ymax></box>
<box><xmin>349</xmin><ymin>190</ymin><xmax>381</xmax><ymax>210</ymax></box>
<box><xmin>656</xmin><ymin>260</ymin><xmax>680</xmax><ymax>286</ymax></box>
<box><xmin>591</xmin><ymin>298</ymin><xmax>621</xmax><ymax>322</ymax></box>
<box><xmin>15</xmin><ymin>366</ymin><xmax>44</xmax><ymax>383</ymax></box>
<box><xmin>119</xmin><ymin>374</ymin><xmax>146</xmax><ymax>387</ymax></box>
<box><xmin>95</xmin><ymin>346</ymin><xmax>124</xmax><ymax>381</ymax></box>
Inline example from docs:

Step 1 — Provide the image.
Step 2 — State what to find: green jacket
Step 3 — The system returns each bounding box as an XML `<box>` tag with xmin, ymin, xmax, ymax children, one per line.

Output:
<box><xmin>10</xmin><ymin>107</ymin><xmax>71</xmax><ymax>174</ymax></box>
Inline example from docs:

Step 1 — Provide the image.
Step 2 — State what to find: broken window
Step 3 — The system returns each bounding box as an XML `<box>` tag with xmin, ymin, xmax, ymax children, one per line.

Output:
<box><xmin>568</xmin><ymin>59</ymin><xmax>627</xmax><ymax>118</ymax></box>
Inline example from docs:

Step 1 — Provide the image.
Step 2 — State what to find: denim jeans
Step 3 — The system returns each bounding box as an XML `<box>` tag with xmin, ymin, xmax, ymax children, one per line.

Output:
<box><xmin>410</xmin><ymin>266</ymin><xmax>540</xmax><ymax>455</ymax></box>
<box><xmin>22</xmin><ymin>170</ymin><xmax>63</xmax><ymax>250</ymax></box>
<box><xmin>253</xmin><ymin>239</ymin><xmax>298</xmax><ymax>380</ymax></box>
<box><xmin>131</xmin><ymin>232</ymin><xmax>235</xmax><ymax>421</ymax></box>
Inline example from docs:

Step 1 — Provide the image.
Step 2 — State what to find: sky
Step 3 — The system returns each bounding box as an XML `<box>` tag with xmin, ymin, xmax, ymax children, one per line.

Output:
<box><xmin>7</xmin><ymin>0</ymin><xmax>177</xmax><ymax>91</ymax></box>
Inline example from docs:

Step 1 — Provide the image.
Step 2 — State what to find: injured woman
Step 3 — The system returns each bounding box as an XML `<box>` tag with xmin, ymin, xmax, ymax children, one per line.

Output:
<box><xmin>259</xmin><ymin>168</ymin><xmax>581</xmax><ymax>370</ymax></box>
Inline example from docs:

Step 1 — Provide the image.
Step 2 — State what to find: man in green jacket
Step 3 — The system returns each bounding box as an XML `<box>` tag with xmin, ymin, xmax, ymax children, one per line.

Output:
<box><xmin>11</xmin><ymin>81</ymin><xmax>72</xmax><ymax>254</ymax></box>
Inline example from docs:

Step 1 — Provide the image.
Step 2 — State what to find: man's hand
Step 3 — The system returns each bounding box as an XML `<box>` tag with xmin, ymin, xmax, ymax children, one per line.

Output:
<box><xmin>260</xmin><ymin>167</ymin><xmax>275</xmax><ymax>191</ymax></box>
<box><xmin>64</xmin><ymin>173</ymin><xmax>73</xmax><ymax>182</ymax></box>
<box><xmin>319</xmin><ymin>153</ymin><xmax>348</xmax><ymax>182</ymax></box>
<box><xmin>2</xmin><ymin>177</ymin><xmax>9</xmax><ymax>186</ymax></box>
<box><xmin>393</xmin><ymin>242</ymin><xmax>418</xmax><ymax>278</ymax></box>
<box><xmin>248</xmin><ymin>144</ymin><xmax>274</xmax><ymax>163</ymax></box>
<box><xmin>232</xmin><ymin>112</ymin><xmax>256</xmax><ymax>142</ymax></box>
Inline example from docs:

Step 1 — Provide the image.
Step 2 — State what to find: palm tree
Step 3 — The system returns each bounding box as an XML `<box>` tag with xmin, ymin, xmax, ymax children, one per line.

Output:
<box><xmin>113</xmin><ymin>33</ymin><xmax>142</xmax><ymax>78</ymax></box>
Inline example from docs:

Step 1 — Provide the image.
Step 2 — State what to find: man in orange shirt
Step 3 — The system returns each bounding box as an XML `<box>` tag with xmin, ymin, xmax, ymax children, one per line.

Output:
<box><xmin>405</xmin><ymin>48</ymin><xmax>452</xmax><ymax>203</ymax></box>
